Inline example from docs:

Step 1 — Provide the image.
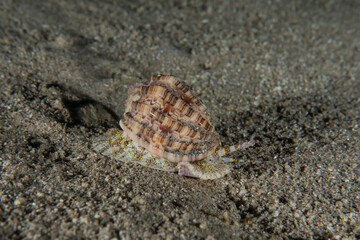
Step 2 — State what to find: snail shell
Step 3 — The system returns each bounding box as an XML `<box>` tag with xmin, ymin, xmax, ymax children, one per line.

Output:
<box><xmin>120</xmin><ymin>74</ymin><xmax>220</xmax><ymax>163</ymax></box>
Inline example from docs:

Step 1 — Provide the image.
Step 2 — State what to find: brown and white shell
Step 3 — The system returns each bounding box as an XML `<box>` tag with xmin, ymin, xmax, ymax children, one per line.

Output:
<box><xmin>120</xmin><ymin>74</ymin><xmax>220</xmax><ymax>163</ymax></box>
<box><xmin>93</xmin><ymin>74</ymin><xmax>255</xmax><ymax>179</ymax></box>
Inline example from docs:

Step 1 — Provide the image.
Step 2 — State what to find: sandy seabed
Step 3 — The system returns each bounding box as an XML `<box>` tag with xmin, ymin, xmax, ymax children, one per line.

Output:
<box><xmin>1</xmin><ymin>1</ymin><xmax>359</xmax><ymax>239</ymax></box>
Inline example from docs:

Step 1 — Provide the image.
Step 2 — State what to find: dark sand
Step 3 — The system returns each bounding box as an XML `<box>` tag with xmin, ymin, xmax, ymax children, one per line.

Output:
<box><xmin>1</xmin><ymin>1</ymin><xmax>359</xmax><ymax>239</ymax></box>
